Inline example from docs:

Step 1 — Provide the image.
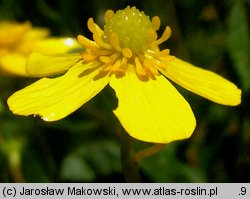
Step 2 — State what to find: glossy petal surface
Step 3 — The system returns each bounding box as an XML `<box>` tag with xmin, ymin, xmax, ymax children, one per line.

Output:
<box><xmin>8</xmin><ymin>62</ymin><xmax>110</xmax><ymax>121</ymax></box>
<box><xmin>26</xmin><ymin>53</ymin><xmax>81</xmax><ymax>76</ymax></box>
<box><xmin>161</xmin><ymin>58</ymin><xmax>241</xmax><ymax>106</ymax></box>
<box><xmin>0</xmin><ymin>53</ymin><xmax>27</xmax><ymax>76</ymax></box>
<box><xmin>34</xmin><ymin>37</ymin><xmax>82</xmax><ymax>54</ymax></box>
<box><xmin>110</xmin><ymin>71</ymin><xmax>196</xmax><ymax>143</ymax></box>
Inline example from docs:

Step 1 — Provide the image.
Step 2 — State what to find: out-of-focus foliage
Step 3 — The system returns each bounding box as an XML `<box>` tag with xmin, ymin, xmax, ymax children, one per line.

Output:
<box><xmin>227</xmin><ymin>0</ymin><xmax>250</xmax><ymax>92</ymax></box>
<box><xmin>0</xmin><ymin>0</ymin><xmax>249</xmax><ymax>182</ymax></box>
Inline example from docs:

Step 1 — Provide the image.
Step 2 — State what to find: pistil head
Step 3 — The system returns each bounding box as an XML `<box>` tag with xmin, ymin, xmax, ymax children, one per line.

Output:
<box><xmin>104</xmin><ymin>6</ymin><xmax>152</xmax><ymax>53</ymax></box>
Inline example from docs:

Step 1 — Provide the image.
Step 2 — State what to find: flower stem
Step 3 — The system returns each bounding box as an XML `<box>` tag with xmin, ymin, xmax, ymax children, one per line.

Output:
<box><xmin>9</xmin><ymin>159</ymin><xmax>24</xmax><ymax>183</ymax></box>
<box><xmin>135</xmin><ymin>144</ymin><xmax>165</xmax><ymax>161</ymax></box>
<box><xmin>8</xmin><ymin>146</ymin><xmax>24</xmax><ymax>182</ymax></box>
<box><xmin>120</xmin><ymin>131</ymin><xmax>141</xmax><ymax>182</ymax></box>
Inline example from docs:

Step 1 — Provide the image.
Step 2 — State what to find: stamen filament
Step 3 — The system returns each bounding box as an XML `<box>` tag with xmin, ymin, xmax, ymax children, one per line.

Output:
<box><xmin>109</xmin><ymin>32</ymin><xmax>122</xmax><ymax>51</ymax></box>
<box><xmin>146</xmin><ymin>49</ymin><xmax>170</xmax><ymax>58</ymax></box>
<box><xmin>82</xmin><ymin>52</ymin><xmax>97</xmax><ymax>61</ymax></box>
<box><xmin>87</xmin><ymin>18</ymin><xmax>104</xmax><ymax>37</ymax></box>
<box><xmin>151</xmin><ymin>16</ymin><xmax>161</xmax><ymax>31</ymax></box>
<box><xmin>105</xmin><ymin>10</ymin><xmax>114</xmax><ymax>23</ymax></box>
<box><xmin>80</xmin><ymin>7</ymin><xmax>174</xmax><ymax>81</ymax></box>
<box><xmin>93</xmin><ymin>33</ymin><xmax>112</xmax><ymax>50</ymax></box>
<box><xmin>122</xmin><ymin>48</ymin><xmax>132</xmax><ymax>58</ymax></box>
<box><xmin>135</xmin><ymin>57</ymin><xmax>147</xmax><ymax>77</ymax></box>
<box><xmin>77</xmin><ymin>35</ymin><xmax>99</xmax><ymax>50</ymax></box>
<box><xmin>111</xmin><ymin>58</ymin><xmax>122</xmax><ymax>71</ymax></box>
<box><xmin>147</xmin><ymin>29</ymin><xmax>158</xmax><ymax>45</ymax></box>
<box><xmin>156</xmin><ymin>26</ymin><xmax>171</xmax><ymax>45</ymax></box>
<box><xmin>99</xmin><ymin>56</ymin><xmax>112</xmax><ymax>64</ymax></box>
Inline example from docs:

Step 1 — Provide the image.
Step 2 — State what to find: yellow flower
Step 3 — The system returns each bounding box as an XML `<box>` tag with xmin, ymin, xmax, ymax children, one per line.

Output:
<box><xmin>7</xmin><ymin>7</ymin><xmax>241</xmax><ymax>143</ymax></box>
<box><xmin>0</xmin><ymin>21</ymin><xmax>80</xmax><ymax>76</ymax></box>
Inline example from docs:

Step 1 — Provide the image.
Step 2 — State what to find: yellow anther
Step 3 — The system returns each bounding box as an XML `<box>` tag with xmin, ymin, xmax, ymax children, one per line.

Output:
<box><xmin>147</xmin><ymin>28</ymin><xmax>158</xmax><ymax>44</ymax></box>
<box><xmin>87</xmin><ymin>18</ymin><xmax>96</xmax><ymax>34</ymax></box>
<box><xmin>147</xmin><ymin>49</ymin><xmax>170</xmax><ymax>59</ymax></box>
<box><xmin>120</xmin><ymin>57</ymin><xmax>128</xmax><ymax>68</ymax></box>
<box><xmin>87</xmin><ymin>18</ymin><xmax>103</xmax><ymax>37</ymax></box>
<box><xmin>148</xmin><ymin>66</ymin><xmax>160</xmax><ymax>76</ymax></box>
<box><xmin>82</xmin><ymin>52</ymin><xmax>97</xmax><ymax>61</ymax></box>
<box><xmin>160</xmin><ymin>55</ymin><xmax>175</xmax><ymax>62</ymax></box>
<box><xmin>152</xmin><ymin>16</ymin><xmax>161</xmax><ymax>31</ymax></box>
<box><xmin>93</xmin><ymin>33</ymin><xmax>112</xmax><ymax>49</ymax></box>
<box><xmin>135</xmin><ymin>57</ymin><xmax>147</xmax><ymax>76</ymax></box>
<box><xmin>99</xmin><ymin>56</ymin><xmax>112</xmax><ymax>63</ymax></box>
<box><xmin>109</xmin><ymin>32</ymin><xmax>122</xmax><ymax>51</ymax></box>
<box><xmin>156</xmin><ymin>26</ymin><xmax>171</xmax><ymax>45</ymax></box>
<box><xmin>158</xmin><ymin>49</ymin><xmax>170</xmax><ymax>56</ymax></box>
<box><xmin>80</xmin><ymin>7</ymin><xmax>173</xmax><ymax>81</ymax></box>
<box><xmin>122</xmin><ymin>48</ymin><xmax>132</xmax><ymax>58</ymax></box>
<box><xmin>105</xmin><ymin>10</ymin><xmax>114</xmax><ymax>23</ymax></box>
<box><xmin>77</xmin><ymin>35</ymin><xmax>99</xmax><ymax>49</ymax></box>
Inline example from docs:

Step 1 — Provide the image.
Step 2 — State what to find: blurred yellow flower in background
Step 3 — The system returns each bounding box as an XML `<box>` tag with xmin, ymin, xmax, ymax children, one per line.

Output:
<box><xmin>0</xmin><ymin>21</ymin><xmax>80</xmax><ymax>76</ymax></box>
<box><xmin>7</xmin><ymin>7</ymin><xmax>241</xmax><ymax>143</ymax></box>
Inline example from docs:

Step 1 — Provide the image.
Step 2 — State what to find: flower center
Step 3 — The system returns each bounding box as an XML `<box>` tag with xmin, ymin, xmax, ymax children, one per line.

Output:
<box><xmin>103</xmin><ymin>6</ymin><xmax>152</xmax><ymax>54</ymax></box>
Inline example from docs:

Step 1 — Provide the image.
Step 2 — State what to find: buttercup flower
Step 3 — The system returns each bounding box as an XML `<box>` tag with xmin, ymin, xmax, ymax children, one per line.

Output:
<box><xmin>0</xmin><ymin>21</ymin><xmax>80</xmax><ymax>76</ymax></box>
<box><xmin>7</xmin><ymin>7</ymin><xmax>241</xmax><ymax>143</ymax></box>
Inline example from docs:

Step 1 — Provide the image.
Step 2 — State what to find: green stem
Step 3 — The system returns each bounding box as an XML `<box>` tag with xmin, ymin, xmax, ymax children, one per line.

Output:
<box><xmin>8</xmin><ymin>149</ymin><xmax>24</xmax><ymax>182</ymax></box>
<box><xmin>120</xmin><ymin>131</ymin><xmax>141</xmax><ymax>182</ymax></box>
<box><xmin>135</xmin><ymin>144</ymin><xmax>165</xmax><ymax>161</ymax></box>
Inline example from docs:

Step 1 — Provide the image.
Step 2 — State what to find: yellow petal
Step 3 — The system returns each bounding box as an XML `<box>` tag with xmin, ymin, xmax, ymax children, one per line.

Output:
<box><xmin>109</xmin><ymin>71</ymin><xmax>196</xmax><ymax>143</ymax></box>
<box><xmin>26</xmin><ymin>52</ymin><xmax>82</xmax><ymax>77</ymax></box>
<box><xmin>0</xmin><ymin>21</ymin><xmax>31</xmax><ymax>46</ymax></box>
<box><xmin>0</xmin><ymin>53</ymin><xmax>27</xmax><ymax>76</ymax></box>
<box><xmin>24</xmin><ymin>27</ymin><xmax>49</xmax><ymax>41</ymax></box>
<box><xmin>34</xmin><ymin>37</ymin><xmax>82</xmax><ymax>54</ymax></box>
<box><xmin>161</xmin><ymin>58</ymin><xmax>241</xmax><ymax>106</ymax></box>
<box><xmin>16</xmin><ymin>27</ymin><xmax>50</xmax><ymax>54</ymax></box>
<box><xmin>8</xmin><ymin>62</ymin><xmax>110</xmax><ymax>121</ymax></box>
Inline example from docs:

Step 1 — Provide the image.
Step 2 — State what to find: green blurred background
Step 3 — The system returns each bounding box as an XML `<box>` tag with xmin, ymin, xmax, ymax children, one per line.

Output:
<box><xmin>0</xmin><ymin>0</ymin><xmax>249</xmax><ymax>182</ymax></box>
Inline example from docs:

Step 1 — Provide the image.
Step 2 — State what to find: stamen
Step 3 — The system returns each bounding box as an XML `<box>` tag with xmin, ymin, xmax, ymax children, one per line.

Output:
<box><xmin>135</xmin><ymin>57</ymin><xmax>147</xmax><ymax>77</ymax></box>
<box><xmin>147</xmin><ymin>28</ymin><xmax>158</xmax><ymax>46</ymax></box>
<box><xmin>145</xmin><ymin>63</ymin><xmax>160</xmax><ymax>77</ymax></box>
<box><xmin>87</xmin><ymin>18</ymin><xmax>103</xmax><ymax>37</ymax></box>
<box><xmin>101</xmin><ymin>52</ymin><xmax>120</xmax><ymax>69</ymax></box>
<box><xmin>115</xmin><ymin>57</ymin><xmax>128</xmax><ymax>77</ymax></box>
<box><xmin>109</xmin><ymin>52</ymin><xmax>120</xmax><ymax>62</ymax></box>
<box><xmin>120</xmin><ymin>57</ymin><xmax>128</xmax><ymax>69</ymax></box>
<box><xmin>79</xmin><ymin>7</ymin><xmax>174</xmax><ymax>81</ymax></box>
<box><xmin>140</xmin><ymin>55</ymin><xmax>160</xmax><ymax>77</ymax></box>
<box><xmin>122</xmin><ymin>48</ymin><xmax>132</xmax><ymax>58</ymax></box>
<box><xmin>104</xmin><ymin>10</ymin><xmax>114</xmax><ymax>23</ymax></box>
<box><xmin>111</xmin><ymin>58</ymin><xmax>122</xmax><ymax>71</ymax></box>
<box><xmin>102</xmin><ymin>63</ymin><xmax>113</xmax><ymax>72</ymax></box>
<box><xmin>109</xmin><ymin>32</ymin><xmax>122</xmax><ymax>51</ymax></box>
<box><xmin>144</xmin><ymin>67</ymin><xmax>157</xmax><ymax>80</ymax></box>
<box><xmin>87</xmin><ymin>18</ymin><xmax>97</xmax><ymax>34</ymax></box>
<box><xmin>93</xmin><ymin>33</ymin><xmax>112</xmax><ymax>49</ymax></box>
<box><xmin>157</xmin><ymin>49</ymin><xmax>170</xmax><ymax>57</ymax></box>
<box><xmin>160</xmin><ymin>55</ymin><xmax>175</xmax><ymax>62</ymax></box>
<box><xmin>152</xmin><ymin>16</ymin><xmax>161</xmax><ymax>31</ymax></box>
<box><xmin>77</xmin><ymin>35</ymin><xmax>99</xmax><ymax>50</ymax></box>
<box><xmin>82</xmin><ymin>52</ymin><xmax>97</xmax><ymax>61</ymax></box>
<box><xmin>88</xmin><ymin>49</ymin><xmax>113</xmax><ymax>57</ymax></box>
<box><xmin>156</xmin><ymin>26</ymin><xmax>171</xmax><ymax>45</ymax></box>
<box><xmin>99</xmin><ymin>56</ymin><xmax>112</xmax><ymax>64</ymax></box>
<box><xmin>146</xmin><ymin>49</ymin><xmax>170</xmax><ymax>59</ymax></box>
<box><xmin>150</xmin><ymin>56</ymin><xmax>174</xmax><ymax>72</ymax></box>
